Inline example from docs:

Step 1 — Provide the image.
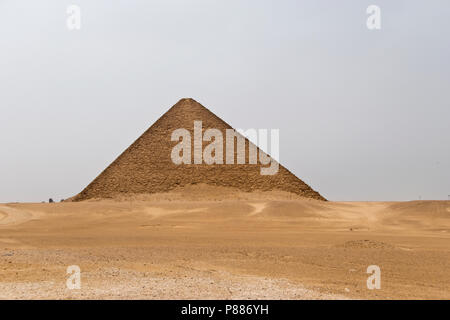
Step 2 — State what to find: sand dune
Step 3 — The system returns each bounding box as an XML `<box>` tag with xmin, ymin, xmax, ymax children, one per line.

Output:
<box><xmin>0</xmin><ymin>205</ymin><xmax>39</xmax><ymax>227</ymax></box>
<box><xmin>0</xmin><ymin>195</ymin><xmax>449</xmax><ymax>299</ymax></box>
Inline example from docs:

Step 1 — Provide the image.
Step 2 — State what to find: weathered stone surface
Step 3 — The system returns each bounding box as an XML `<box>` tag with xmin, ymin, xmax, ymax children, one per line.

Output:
<box><xmin>73</xmin><ymin>98</ymin><xmax>324</xmax><ymax>201</ymax></box>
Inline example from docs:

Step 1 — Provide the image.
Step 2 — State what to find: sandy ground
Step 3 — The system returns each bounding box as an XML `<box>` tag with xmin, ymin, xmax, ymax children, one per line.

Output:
<box><xmin>1</xmin><ymin>189</ymin><xmax>449</xmax><ymax>299</ymax></box>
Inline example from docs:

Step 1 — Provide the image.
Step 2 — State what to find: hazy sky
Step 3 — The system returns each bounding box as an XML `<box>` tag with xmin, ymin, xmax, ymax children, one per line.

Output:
<box><xmin>1</xmin><ymin>0</ymin><xmax>449</xmax><ymax>202</ymax></box>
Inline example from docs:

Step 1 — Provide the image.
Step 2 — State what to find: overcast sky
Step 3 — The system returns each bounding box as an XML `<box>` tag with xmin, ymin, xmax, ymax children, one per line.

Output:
<box><xmin>1</xmin><ymin>0</ymin><xmax>449</xmax><ymax>202</ymax></box>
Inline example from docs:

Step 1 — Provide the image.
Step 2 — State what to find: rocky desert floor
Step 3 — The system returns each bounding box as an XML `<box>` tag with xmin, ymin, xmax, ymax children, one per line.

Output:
<box><xmin>1</xmin><ymin>188</ymin><xmax>449</xmax><ymax>299</ymax></box>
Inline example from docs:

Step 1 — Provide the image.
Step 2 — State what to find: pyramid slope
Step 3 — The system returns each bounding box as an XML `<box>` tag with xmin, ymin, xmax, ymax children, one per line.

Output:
<box><xmin>73</xmin><ymin>98</ymin><xmax>325</xmax><ymax>201</ymax></box>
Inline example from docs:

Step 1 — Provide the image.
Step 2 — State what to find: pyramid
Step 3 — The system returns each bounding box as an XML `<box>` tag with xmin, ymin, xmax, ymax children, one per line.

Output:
<box><xmin>73</xmin><ymin>98</ymin><xmax>325</xmax><ymax>201</ymax></box>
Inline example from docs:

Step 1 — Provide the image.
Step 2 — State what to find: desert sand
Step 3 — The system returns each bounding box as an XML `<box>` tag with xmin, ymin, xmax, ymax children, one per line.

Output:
<box><xmin>1</xmin><ymin>185</ymin><xmax>449</xmax><ymax>300</ymax></box>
